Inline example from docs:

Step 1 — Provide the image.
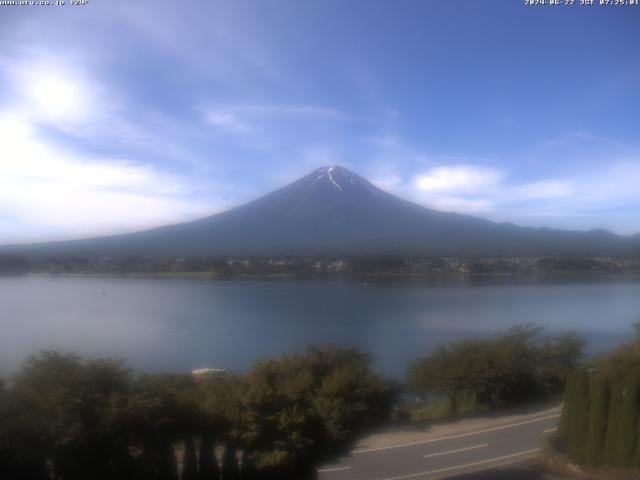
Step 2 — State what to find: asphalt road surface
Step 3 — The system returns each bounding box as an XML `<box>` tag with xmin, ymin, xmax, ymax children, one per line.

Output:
<box><xmin>318</xmin><ymin>412</ymin><xmax>563</xmax><ymax>480</ymax></box>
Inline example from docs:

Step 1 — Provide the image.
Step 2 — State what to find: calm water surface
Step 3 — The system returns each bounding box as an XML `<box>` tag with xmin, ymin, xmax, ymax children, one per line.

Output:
<box><xmin>1</xmin><ymin>274</ymin><xmax>639</xmax><ymax>378</ymax></box>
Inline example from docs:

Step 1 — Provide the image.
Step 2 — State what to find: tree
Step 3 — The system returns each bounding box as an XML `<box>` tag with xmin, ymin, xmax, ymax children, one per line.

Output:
<box><xmin>538</xmin><ymin>333</ymin><xmax>585</xmax><ymax>394</ymax></box>
<box><xmin>239</xmin><ymin>449</ymin><xmax>259</xmax><ymax>480</ymax></box>
<box><xmin>0</xmin><ymin>254</ymin><xmax>29</xmax><ymax>273</ymax></box>
<box><xmin>408</xmin><ymin>339</ymin><xmax>508</xmax><ymax>412</ymax></box>
<box><xmin>558</xmin><ymin>363</ymin><xmax>578</xmax><ymax>442</ymax></box>
<box><xmin>241</xmin><ymin>347</ymin><xmax>395</xmax><ymax>479</ymax></box>
<box><xmin>181</xmin><ymin>437</ymin><xmax>198</xmax><ymax>480</ymax></box>
<box><xmin>10</xmin><ymin>352</ymin><xmax>135</xmax><ymax>480</ymax></box>
<box><xmin>615</xmin><ymin>373</ymin><xmax>640</xmax><ymax>467</ymax></box>
<box><xmin>3</xmin><ymin>347</ymin><xmax>397</xmax><ymax>480</ymax></box>
<box><xmin>198</xmin><ymin>433</ymin><xmax>220</xmax><ymax>480</ymax></box>
<box><xmin>129</xmin><ymin>374</ymin><xmax>200</xmax><ymax>480</ymax></box>
<box><xmin>409</xmin><ymin>326</ymin><xmax>584</xmax><ymax>414</ymax></box>
<box><xmin>635</xmin><ymin>420</ymin><xmax>640</xmax><ymax>468</ymax></box>
<box><xmin>604</xmin><ymin>382</ymin><xmax>624</xmax><ymax>466</ymax></box>
<box><xmin>593</xmin><ymin>340</ymin><xmax>640</xmax><ymax>383</ymax></box>
<box><xmin>1</xmin><ymin>374</ymin><xmax>50</xmax><ymax>480</ymax></box>
<box><xmin>566</xmin><ymin>369</ymin><xmax>590</xmax><ymax>464</ymax></box>
<box><xmin>197</xmin><ymin>374</ymin><xmax>245</xmax><ymax>480</ymax></box>
<box><xmin>492</xmin><ymin>325</ymin><xmax>546</xmax><ymax>404</ymax></box>
<box><xmin>221</xmin><ymin>444</ymin><xmax>240</xmax><ymax>480</ymax></box>
<box><xmin>408</xmin><ymin>344</ymin><xmax>467</xmax><ymax>413</ymax></box>
<box><xmin>586</xmin><ymin>374</ymin><xmax>610</xmax><ymax>466</ymax></box>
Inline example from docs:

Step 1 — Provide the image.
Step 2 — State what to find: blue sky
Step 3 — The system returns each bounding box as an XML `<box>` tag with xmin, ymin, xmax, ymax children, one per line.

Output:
<box><xmin>1</xmin><ymin>1</ymin><xmax>639</xmax><ymax>243</ymax></box>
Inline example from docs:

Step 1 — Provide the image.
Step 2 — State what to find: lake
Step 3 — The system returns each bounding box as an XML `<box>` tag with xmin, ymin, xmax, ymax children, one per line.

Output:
<box><xmin>1</xmin><ymin>274</ymin><xmax>639</xmax><ymax>378</ymax></box>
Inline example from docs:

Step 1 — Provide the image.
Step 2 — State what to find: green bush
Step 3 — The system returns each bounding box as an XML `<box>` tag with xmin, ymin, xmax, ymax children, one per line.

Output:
<box><xmin>408</xmin><ymin>399</ymin><xmax>453</xmax><ymax>423</ymax></box>
<box><xmin>409</xmin><ymin>326</ymin><xmax>584</xmax><ymax>413</ymax></box>
<box><xmin>241</xmin><ymin>347</ymin><xmax>396</xmax><ymax>479</ymax></box>
<box><xmin>0</xmin><ymin>347</ymin><xmax>396</xmax><ymax>480</ymax></box>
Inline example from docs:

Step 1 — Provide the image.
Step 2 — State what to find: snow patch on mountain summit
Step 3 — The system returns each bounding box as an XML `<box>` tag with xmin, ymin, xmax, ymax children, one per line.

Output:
<box><xmin>315</xmin><ymin>165</ymin><xmax>343</xmax><ymax>191</ymax></box>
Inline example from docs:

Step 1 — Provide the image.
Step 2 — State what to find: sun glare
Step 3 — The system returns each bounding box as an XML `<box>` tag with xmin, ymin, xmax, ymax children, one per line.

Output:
<box><xmin>26</xmin><ymin>72</ymin><xmax>88</xmax><ymax>121</ymax></box>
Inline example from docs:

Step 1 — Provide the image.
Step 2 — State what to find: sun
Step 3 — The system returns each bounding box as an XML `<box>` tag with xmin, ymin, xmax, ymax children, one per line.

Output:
<box><xmin>26</xmin><ymin>71</ymin><xmax>89</xmax><ymax>122</ymax></box>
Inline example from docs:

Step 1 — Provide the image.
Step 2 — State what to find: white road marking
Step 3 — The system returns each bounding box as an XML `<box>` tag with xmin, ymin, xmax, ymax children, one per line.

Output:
<box><xmin>318</xmin><ymin>466</ymin><xmax>352</xmax><ymax>473</ymax></box>
<box><xmin>378</xmin><ymin>448</ymin><xmax>542</xmax><ymax>480</ymax></box>
<box><xmin>542</xmin><ymin>428</ymin><xmax>557</xmax><ymax>434</ymax></box>
<box><xmin>352</xmin><ymin>413</ymin><xmax>560</xmax><ymax>454</ymax></box>
<box><xmin>423</xmin><ymin>443</ymin><xmax>488</xmax><ymax>459</ymax></box>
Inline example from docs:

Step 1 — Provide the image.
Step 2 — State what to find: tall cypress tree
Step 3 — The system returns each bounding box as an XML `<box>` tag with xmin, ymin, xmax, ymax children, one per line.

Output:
<box><xmin>157</xmin><ymin>442</ymin><xmax>179</xmax><ymax>480</ymax></box>
<box><xmin>239</xmin><ymin>449</ymin><xmax>258</xmax><ymax>480</ymax></box>
<box><xmin>182</xmin><ymin>436</ymin><xmax>198</xmax><ymax>480</ymax></box>
<box><xmin>221</xmin><ymin>444</ymin><xmax>240</xmax><ymax>480</ymax></box>
<box><xmin>604</xmin><ymin>383</ymin><xmax>624</xmax><ymax>465</ymax></box>
<box><xmin>140</xmin><ymin>442</ymin><xmax>177</xmax><ymax>480</ymax></box>
<box><xmin>635</xmin><ymin>418</ymin><xmax>640</xmax><ymax>468</ymax></box>
<box><xmin>559</xmin><ymin>370</ymin><xmax>578</xmax><ymax>442</ymax></box>
<box><xmin>567</xmin><ymin>369</ymin><xmax>590</xmax><ymax>464</ymax></box>
<box><xmin>586</xmin><ymin>374</ymin><xmax>610</xmax><ymax>466</ymax></box>
<box><xmin>199</xmin><ymin>434</ymin><xmax>220</xmax><ymax>480</ymax></box>
<box><xmin>615</xmin><ymin>374</ymin><xmax>640</xmax><ymax>467</ymax></box>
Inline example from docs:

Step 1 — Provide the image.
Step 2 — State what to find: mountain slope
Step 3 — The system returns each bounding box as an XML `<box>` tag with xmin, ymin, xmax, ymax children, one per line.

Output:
<box><xmin>3</xmin><ymin>166</ymin><xmax>638</xmax><ymax>257</ymax></box>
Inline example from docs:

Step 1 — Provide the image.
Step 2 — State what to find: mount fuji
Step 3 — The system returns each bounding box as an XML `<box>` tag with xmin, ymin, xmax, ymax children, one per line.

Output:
<box><xmin>3</xmin><ymin>166</ymin><xmax>638</xmax><ymax>257</ymax></box>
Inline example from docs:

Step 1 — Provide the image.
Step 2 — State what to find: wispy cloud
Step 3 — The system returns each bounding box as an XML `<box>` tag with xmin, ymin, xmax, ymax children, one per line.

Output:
<box><xmin>423</xmin><ymin>196</ymin><xmax>496</xmax><ymax>214</ymax></box>
<box><xmin>0</xmin><ymin>118</ymin><xmax>219</xmax><ymax>243</ymax></box>
<box><xmin>226</xmin><ymin>104</ymin><xmax>347</xmax><ymax>119</ymax></box>
<box><xmin>414</xmin><ymin>165</ymin><xmax>504</xmax><ymax>194</ymax></box>
<box><xmin>514</xmin><ymin>181</ymin><xmax>574</xmax><ymax>200</ymax></box>
<box><xmin>204</xmin><ymin>110</ymin><xmax>254</xmax><ymax>135</ymax></box>
<box><xmin>202</xmin><ymin>103</ymin><xmax>348</xmax><ymax>136</ymax></box>
<box><xmin>1</xmin><ymin>54</ymin><xmax>207</xmax><ymax>168</ymax></box>
<box><xmin>368</xmin><ymin>159</ymin><xmax>640</xmax><ymax>234</ymax></box>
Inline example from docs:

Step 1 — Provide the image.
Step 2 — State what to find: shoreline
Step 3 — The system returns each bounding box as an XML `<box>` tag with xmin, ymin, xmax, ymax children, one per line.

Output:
<box><xmin>10</xmin><ymin>269</ymin><xmax>640</xmax><ymax>282</ymax></box>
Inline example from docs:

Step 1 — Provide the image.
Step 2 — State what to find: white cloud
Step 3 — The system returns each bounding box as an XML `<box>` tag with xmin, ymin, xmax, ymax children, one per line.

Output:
<box><xmin>371</xmin><ymin>161</ymin><xmax>640</xmax><ymax>234</ymax></box>
<box><xmin>414</xmin><ymin>165</ymin><xmax>505</xmax><ymax>193</ymax></box>
<box><xmin>229</xmin><ymin>104</ymin><xmax>346</xmax><ymax>119</ymax></box>
<box><xmin>1</xmin><ymin>54</ymin><xmax>214</xmax><ymax>173</ymax></box>
<box><xmin>0</xmin><ymin>118</ymin><xmax>216</xmax><ymax>244</ymax></box>
<box><xmin>587</xmin><ymin>162</ymin><xmax>640</xmax><ymax>202</ymax></box>
<box><xmin>370</xmin><ymin>174</ymin><xmax>403</xmax><ymax>193</ymax></box>
<box><xmin>422</xmin><ymin>196</ymin><xmax>495</xmax><ymax>214</ymax></box>
<box><xmin>204</xmin><ymin>110</ymin><xmax>253</xmax><ymax>135</ymax></box>
<box><xmin>0</xmin><ymin>53</ymin><xmax>238</xmax><ymax>244</ymax></box>
<box><xmin>202</xmin><ymin>103</ymin><xmax>347</xmax><ymax>136</ymax></box>
<box><xmin>514</xmin><ymin>180</ymin><xmax>574</xmax><ymax>199</ymax></box>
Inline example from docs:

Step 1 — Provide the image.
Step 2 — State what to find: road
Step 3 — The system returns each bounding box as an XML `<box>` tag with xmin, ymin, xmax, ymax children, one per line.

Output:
<box><xmin>318</xmin><ymin>411</ymin><xmax>562</xmax><ymax>480</ymax></box>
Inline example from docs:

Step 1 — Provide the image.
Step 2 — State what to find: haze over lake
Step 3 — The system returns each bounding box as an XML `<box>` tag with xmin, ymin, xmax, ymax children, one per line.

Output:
<box><xmin>1</xmin><ymin>274</ymin><xmax>639</xmax><ymax>378</ymax></box>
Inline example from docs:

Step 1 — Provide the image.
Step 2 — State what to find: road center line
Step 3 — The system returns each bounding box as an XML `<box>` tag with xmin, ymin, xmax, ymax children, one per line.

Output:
<box><xmin>423</xmin><ymin>443</ymin><xmax>488</xmax><ymax>458</ymax></box>
<box><xmin>352</xmin><ymin>413</ymin><xmax>560</xmax><ymax>454</ymax></box>
<box><xmin>378</xmin><ymin>448</ymin><xmax>542</xmax><ymax>480</ymax></box>
<box><xmin>318</xmin><ymin>466</ymin><xmax>352</xmax><ymax>473</ymax></box>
